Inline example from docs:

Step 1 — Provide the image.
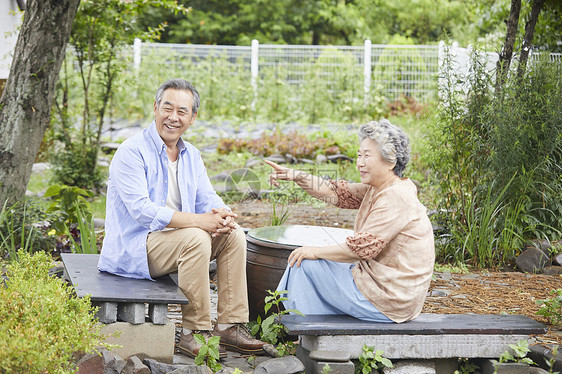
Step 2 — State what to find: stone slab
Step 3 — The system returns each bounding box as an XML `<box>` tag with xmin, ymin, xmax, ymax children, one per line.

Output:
<box><xmin>300</xmin><ymin>334</ymin><xmax>532</xmax><ymax>359</ymax></box>
<box><xmin>61</xmin><ymin>253</ymin><xmax>188</xmax><ymax>304</ymax></box>
<box><xmin>282</xmin><ymin>314</ymin><xmax>547</xmax><ymax>335</ymax></box>
<box><xmin>100</xmin><ymin>322</ymin><xmax>175</xmax><ymax>364</ymax></box>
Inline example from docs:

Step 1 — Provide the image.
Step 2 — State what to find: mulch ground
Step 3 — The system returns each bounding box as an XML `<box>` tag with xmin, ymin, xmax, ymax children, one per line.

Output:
<box><xmin>231</xmin><ymin>200</ymin><xmax>562</xmax><ymax>346</ymax></box>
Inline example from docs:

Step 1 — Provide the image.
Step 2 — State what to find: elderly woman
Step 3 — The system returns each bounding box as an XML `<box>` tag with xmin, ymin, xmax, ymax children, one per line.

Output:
<box><xmin>265</xmin><ymin>119</ymin><xmax>435</xmax><ymax>323</ymax></box>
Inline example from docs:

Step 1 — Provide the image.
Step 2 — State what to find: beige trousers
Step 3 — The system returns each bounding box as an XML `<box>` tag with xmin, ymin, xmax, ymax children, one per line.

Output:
<box><xmin>146</xmin><ymin>226</ymin><xmax>249</xmax><ymax>330</ymax></box>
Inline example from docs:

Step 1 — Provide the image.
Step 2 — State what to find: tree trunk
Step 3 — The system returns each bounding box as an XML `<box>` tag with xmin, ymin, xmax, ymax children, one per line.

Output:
<box><xmin>0</xmin><ymin>0</ymin><xmax>81</xmax><ymax>204</ymax></box>
<box><xmin>496</xmin><ymin>0</ymin><xmax>521</xmax><ymax>90</ymax></box>
<box><xmin>517</xmin><ymin>0</ymin><xmax>545</xmax><ymax>80</ymax></box>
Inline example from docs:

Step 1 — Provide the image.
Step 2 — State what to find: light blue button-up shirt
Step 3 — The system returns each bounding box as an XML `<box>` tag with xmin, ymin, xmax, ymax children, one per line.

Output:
<box><xmin>98</xmin><ymin>121</ymin><xmax>228</xmax><ymax>279</ymax></box>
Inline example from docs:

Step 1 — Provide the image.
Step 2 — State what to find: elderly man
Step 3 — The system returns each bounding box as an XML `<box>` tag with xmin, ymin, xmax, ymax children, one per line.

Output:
<box><xmin>98</xmin><ymin>78</ymin><xmax>266</xmax><ymax>358</ymax></box>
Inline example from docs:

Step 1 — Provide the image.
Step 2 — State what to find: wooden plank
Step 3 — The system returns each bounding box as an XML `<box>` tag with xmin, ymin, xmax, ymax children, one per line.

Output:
<box><xmin>281</xmin><ymin>313</ymin><xmax>547</xmax><ymax>335</ymax></box>
<box><xmin>61</xmin><ymin>253</ymin><xmax>188</xmax><ymax>304</ymax></box>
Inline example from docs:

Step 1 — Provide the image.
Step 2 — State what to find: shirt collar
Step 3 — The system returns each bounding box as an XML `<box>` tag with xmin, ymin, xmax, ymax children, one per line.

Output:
<box><xmin>147</xmin><ymin>120</ymin><xmax>187</xmax><ymax>155</ymax></box>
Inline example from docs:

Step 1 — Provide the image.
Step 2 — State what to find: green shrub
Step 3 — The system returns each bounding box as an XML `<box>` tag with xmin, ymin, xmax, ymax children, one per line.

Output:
<box><xmin>0</xmin><ymin>251</ymin><xmax>106</xmax><ymax>373</ymax></box>
<box><xmin>429</xmin><ymin>46</ymin><xmax>562</xmax><ymax>266</ymax></box>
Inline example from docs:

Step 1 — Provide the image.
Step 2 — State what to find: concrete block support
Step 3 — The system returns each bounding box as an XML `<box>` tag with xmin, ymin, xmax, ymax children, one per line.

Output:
<box><xmin>382</xmin><ymin>360</ymin><xmax>436</xmax><ymax>374</ymax></box>
<box><xmin>475</xmin><ymin>359</ymin><xmax>530</xmax><ymax>374</ymax></box>
<box><xmin>93</xmin><ymin>301</ymin><xmax>118</xmax><ymax>324</ymax></box>
<box><xmin>100</xmin><ymin>322</ymin><xmax>176</xmax><ymax>364</ymax></box>
<box><xmin>148</xmin><ymin>303</ymin><xmax>168</xmax><ymax>325</ymax></box>
<box><xmin>297</xmin><ymin>346</ymin><xmax>355</xmax><ymax>374</ymax></box>
<box><xmin>117</xmin><ymin>302</ymin><xmax>145</xmax><ymax>324</ymax></box>
<box><xmin>300</xmin><ymin>334</ymin><xmax>531</xmax><ymax>359</ymax></box>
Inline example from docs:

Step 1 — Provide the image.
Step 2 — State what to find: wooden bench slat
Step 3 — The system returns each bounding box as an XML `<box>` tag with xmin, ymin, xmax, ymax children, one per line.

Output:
<box><xmin>281</xmin><ymin>313</ymin><xmax>547</xmax><ymax>335</ymax></box>
<box><xmin>61</xmin><ymin>253</ymin><xmax>188</xmax><ymax>304</ymax></box>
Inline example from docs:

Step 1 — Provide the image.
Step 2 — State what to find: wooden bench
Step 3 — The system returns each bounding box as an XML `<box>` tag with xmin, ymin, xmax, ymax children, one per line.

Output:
<box><xmin>61</xmin><ymin>253</ymin><xmax>188</xmax><ymax>325</ymax></box>
<box><xmin>282</xmin><ymin>313</ymin><xmax>548</xmax><ymax>373</ymax></box>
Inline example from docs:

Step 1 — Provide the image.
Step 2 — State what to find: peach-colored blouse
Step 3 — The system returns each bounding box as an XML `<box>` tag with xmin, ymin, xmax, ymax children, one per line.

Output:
<box><xmin>330</xmin><ymin>178</ymin><xmax>435</xmax><ymax>323</ymax></box>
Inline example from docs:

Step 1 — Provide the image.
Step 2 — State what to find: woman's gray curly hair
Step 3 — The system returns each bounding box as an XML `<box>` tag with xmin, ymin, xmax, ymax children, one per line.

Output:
<box><xmin>358</xmin><ymin>119</ymin><xmax>410</xmax><ymax>177</ymax></box>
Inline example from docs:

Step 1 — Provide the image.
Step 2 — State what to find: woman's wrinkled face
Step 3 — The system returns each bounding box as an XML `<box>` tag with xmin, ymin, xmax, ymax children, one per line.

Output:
<box><xmin>356</xmin><ymin>138</ymin><xmax>395</xmax><ymax>187</ymax></box>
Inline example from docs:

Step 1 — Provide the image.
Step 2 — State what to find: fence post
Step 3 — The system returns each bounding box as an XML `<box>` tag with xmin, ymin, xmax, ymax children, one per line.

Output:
<box><xmin>251</xmin><ymin>39</ymin><xmax>259</xmax><ymax>111</ymax></box>
<box><xmin>133</xmin><ymin>38</ymin><xmax>142</xmax><ymax>73</ymax></box>
<box><xmin>364</xmin><ymin>39</ymin><xmax>372</xmax><ymax>100</ymax></box>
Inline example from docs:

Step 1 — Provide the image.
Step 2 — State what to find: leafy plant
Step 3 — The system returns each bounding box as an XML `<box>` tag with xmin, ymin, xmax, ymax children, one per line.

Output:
<box><xmin>454</xmin><ymin>359</ymin><xmax>480</xmax><ymax>374</ymax></box>
<box><xmin>536</xmin><ymin>289</ymin><xmax>562</xmax><ymax>327</ymax></box>
<box><xmin>497</xmin><ymin>339</ymin><xmax>534</xmax><ymax>366</ymax></box>
<box><xmin>355</xmin><ymin>345</ymin><xmax>393</xmax><ymax>374</ymax></box>
<box><xmin>45</xmin><ymin>184</ymin><xmax>94</xmax><ymax>228</ymax></box>
<box><xmin>193</xmin><ymin>333</ymin><xmax>222</xmax><ymax>373</ymax></box>
<box><xmin>269</xmin><ymin>199</ymin><xmax>291</xmax><ymax>227</ymax></box>
<box><xmin>67</xmin><ymin>202</ymin><xmax>99</xmax><ymax>254</ymax></box>
<box><xmin>0</xmin><ymin>199</ymin><xmax>57</xmax><ymax>261</ymax></box>
<box><xmin>249</xmin><ymin>290</ymin><xmax>303</xmax><ymax>349</ymax></box>
<box><xmin>0</xmin><ymin>250</ymin><xmax>107</xmax><ymax>373</ymax></box>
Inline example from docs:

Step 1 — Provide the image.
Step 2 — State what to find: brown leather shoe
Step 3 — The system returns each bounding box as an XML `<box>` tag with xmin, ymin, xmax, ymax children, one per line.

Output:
<box><xmin>177</xmin><ymin>330</ymin><xmax>227</xmax><ymax>360</ymax></box>
<box><xmin>212</xmin><ymin>324</ymin><xmax>267</xmax><ymax>355</ymax></box>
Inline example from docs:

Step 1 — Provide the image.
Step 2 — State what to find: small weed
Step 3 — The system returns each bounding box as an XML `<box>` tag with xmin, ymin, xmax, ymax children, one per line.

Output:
<box><xmin>248</xmin><ymin>290</ymin><xmax>303</xmax><ymax>352</ymax></box>
<box><xmin>193</xmin><ymin>333</ymin><xmax>222</xmax><ymax>373</ymax></box>
<box><xmin>536</xmin><ymin>289</ymin><xmax>562</xmax><ymax>327</ymax></box>
<box><xmin>434</xmin><ymin>262</ymin><xmax>471</xmax><ymax>274</ymax></box>
<box><xmin>454</xmin><ymin>358</ymin><xmax>480</xmax><ymax>374</ymax></box>
<box><xmin>497</xmin><ymin>339</ymin><xmax>534</xmax><ymax>366</ymax></box>
<box><xmin>355</xmin><ymin>345</ymin><xmax>393</xmax><ymax>374</ymax></box>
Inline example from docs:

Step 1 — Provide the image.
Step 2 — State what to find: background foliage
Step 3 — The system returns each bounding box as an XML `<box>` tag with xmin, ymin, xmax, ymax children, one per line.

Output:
<box><xmin>135</xmin><ymin>0</ymin><xmax>561</xmax><ymax>52</ymax></box>
<box><xmin>429</xmin><ymin>48</ymin><xmax>562</xmax><ymax>266</ymax></box>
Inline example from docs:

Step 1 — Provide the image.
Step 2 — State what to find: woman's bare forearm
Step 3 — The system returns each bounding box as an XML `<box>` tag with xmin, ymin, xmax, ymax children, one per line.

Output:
<box><xmin>292</xmin><ymin>170</ymin><xmax>338</xmax><ymax>205</ymax></box>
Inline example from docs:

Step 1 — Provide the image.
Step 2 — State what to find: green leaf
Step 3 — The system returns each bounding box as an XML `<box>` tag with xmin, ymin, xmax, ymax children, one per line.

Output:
<box><xmin>193</xmin><ymin>334</ymin><xmax>206</xmax><ymax>345</ymax></box>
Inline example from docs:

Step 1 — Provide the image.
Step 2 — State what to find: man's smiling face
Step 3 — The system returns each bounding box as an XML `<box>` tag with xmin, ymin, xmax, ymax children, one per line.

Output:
<box><xmin>153</xmin><ymin>88</ymin><xmax>197</xmax><ymax>148</ymax></box>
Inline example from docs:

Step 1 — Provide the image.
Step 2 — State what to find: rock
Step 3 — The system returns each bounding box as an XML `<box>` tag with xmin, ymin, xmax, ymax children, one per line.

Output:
<box><xmin>168</xmin><ymin>367</ymin><xmax>212</xmax><ymax>374</ymax></box>
<box><xmin>209</xmin><ymin>259</ymin><xmax>217</xmax><ymax>274</ymax></box>
<box><xmin>285</xmin><ymin>153</ymin><xmax>298</xmax><ymax>164</ymax></box>
<box><xmin>215</xmin><ymin>368</ymin><xmax>239</xmax><ymax>374</ymax></box>
<box><xmin>327</xmin><ymin>154</ymin><xmax>354</xmax><ymax>163</ymax></box>
<box><xmin>211</xmin><ymin>172</ymin><xmax>231</xmax><ymax>182</ymax></box>
<box><xmin>122</xmin><ymin>356</ymin><xmax>150</xmax><ymax>374</ymax></box>
<box><xmin>554</xmin><ymin>252</ymin><xmax>562</xmax><ymax>266</ymax></box>
<box><xmin>543</xmin><ymin>266</ymin><xmax>562</xmax><ymax>275</ymax></box>
<box><xmin>143</xmin><ymin>358</ymin><xmax>200</xmax><ymax>374</ymax></box>
<box><xmin>516</xmin><ymin>247</ymin><xmax>551</xmax><ymax>273</ymax></box>
<box><xmin>525</xmin><ymin>239</ymin><xmax>552</xmax><ymax>255</ymax></box>
<box><xmin>77</xmin><ymin>353</ymin><xmax>104</xmax><ymax>374</ymax></box>
<box><xmin>245</xmin><ymin>158</ymin><xmax>262</xmax><ymax>168</ymax></box>
<box><xmin>253</xmin><ymin>356</ymin><xmax>305</xmax><ymax>374</ymax></box>
<box><xmin>102</xmin><ymin>349</ymin><xmax>126</xmax><ymax>374</ymax></box>
<box><xmin>528</xmin><ymin>344</ymin><xmax>562</xmax><ymax>373</ymax></box>
<box><xmin>298</xmin><ymin>158</ymin><xmax>314</xmax><ymax>164</ymax></box>
<box><xmin>93</xmin><ymin>218</ymin><xmax>105</xmax><ymax>229</ymax></box>
<box><xmin>315</xmin><ymin>154</ymin><xmax>328</xmax><ymax>164</ymax></box>
<box><xmin>265</xmin><ymin>154</ymin><xmax>287</xmax><ymax>164</ymax></box>
<box><xmin>32</xmin><ymin>162</ymin><xmax>52</xmax><ymax>174</ymax></box>
<box><xmin>101</xmin><ymin>142</ymin><xmax>121</xmax><ymax>153</ymax></box>
<box><xmin>530</xmin><ymin>367</ymin><xmax>549</xmax><ymax>374</ymax></box>
<box><xmin>263</xmin><ymin>343</ymin><xmax>279</xmax><ymax>357</ymax></box>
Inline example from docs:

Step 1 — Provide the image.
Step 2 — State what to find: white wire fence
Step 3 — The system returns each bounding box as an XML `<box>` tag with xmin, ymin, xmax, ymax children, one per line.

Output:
<box><xmin>126</xmin><ymin>40</ymin><xmax>560</xmax><ymax>122</ymax></box>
